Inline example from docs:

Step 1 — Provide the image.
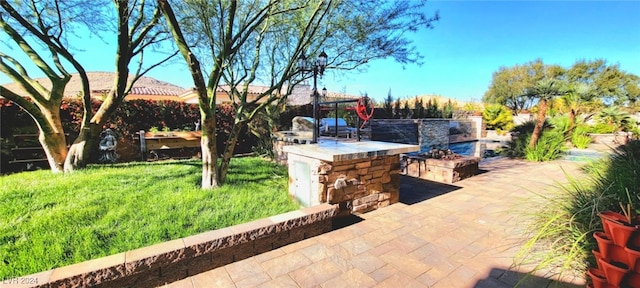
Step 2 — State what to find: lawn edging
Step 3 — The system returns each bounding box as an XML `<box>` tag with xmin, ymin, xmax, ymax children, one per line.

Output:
<box><xmin>6</xmin><ymin>204</ymin><xmax>338</xmax><ymax>288</ymax></box>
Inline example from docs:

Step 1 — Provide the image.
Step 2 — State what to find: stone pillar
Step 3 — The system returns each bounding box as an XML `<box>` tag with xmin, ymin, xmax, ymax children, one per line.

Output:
<box><xmin>468</xmin><ymin>116</ymin><xmax>483</xmax><ymax>140</ymax></box>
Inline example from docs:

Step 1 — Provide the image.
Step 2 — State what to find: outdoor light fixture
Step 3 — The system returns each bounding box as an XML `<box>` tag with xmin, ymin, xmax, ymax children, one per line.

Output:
<box><xmin>298</xmin><ymin>50</ymin><xmax>329</xmax><ymax>143</ymax></box>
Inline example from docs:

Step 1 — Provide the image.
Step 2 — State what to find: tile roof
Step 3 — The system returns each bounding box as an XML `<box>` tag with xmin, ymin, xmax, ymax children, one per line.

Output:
<box><xmin>2</xmin><ymin>72</ymin><xmax>188</xmax><ymax>97</ymax></box>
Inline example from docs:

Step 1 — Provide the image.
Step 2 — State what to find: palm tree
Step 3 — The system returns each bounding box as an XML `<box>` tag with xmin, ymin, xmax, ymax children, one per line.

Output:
<box><xmin>560</xmin><ymin>82</ymin><xmax>599</xmax><ymax>137</ymax></box>
<box><xmin>525</xmin><ymin>78</ymin><xmax>569</xmax><ymax>148</ymax></box>
<box><xmin>597</xmin><ymin>106</ymin><xmax>632</xmax><ymax>132</ymax></box>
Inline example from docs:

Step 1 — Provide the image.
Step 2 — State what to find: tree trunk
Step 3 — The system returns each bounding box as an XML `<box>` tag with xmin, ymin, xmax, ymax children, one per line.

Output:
<box><xmin>36</xmin><ymin>103</ymin><xmax>68</xmax><ymax>173</ymax></box>
<box><xmin>39</xmin><ymin>131</ymin><xmax>68</xmax><ymax>173</ymax></box>
<box><xmin>64</xmin><ymin>124</ymin><xmax>101</xmax><ymax>172</ymax></box>
<box><xmin>567</xmin><ymin>108</ymin><xmax>576</xmax><ymax>138</ymax></box>
<box><xmin>218</xmin><ymin>121</ymin><xmax>244</xmax><ymax>184</ymax></box>
<box><xmin>200</xmin><ymin>115</ymin><xmax>219</xmax><ymax>189</ymax></box>
<box><xmin>529</xmin><ymin>98</ymin><xmax>548</xmax><ymax>148</ymax></box>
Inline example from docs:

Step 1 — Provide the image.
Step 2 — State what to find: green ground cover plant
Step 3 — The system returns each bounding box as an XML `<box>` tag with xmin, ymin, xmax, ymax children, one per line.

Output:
<box><xmin>0</xmin><ymin>157</ymin><xmax>298</xmax><ymax>280</ymax></box>
<box><xmin>515</xmin><ymin>140</ymin><xmax>640</xmax><ymax>282</ymax></box>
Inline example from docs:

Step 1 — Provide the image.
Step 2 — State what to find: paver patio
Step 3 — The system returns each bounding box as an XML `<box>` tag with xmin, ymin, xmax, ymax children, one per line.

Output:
<box><xmin>163</xmin><ymin>157</ymin><xmax>587</xmax><ymax>287</ymax></box>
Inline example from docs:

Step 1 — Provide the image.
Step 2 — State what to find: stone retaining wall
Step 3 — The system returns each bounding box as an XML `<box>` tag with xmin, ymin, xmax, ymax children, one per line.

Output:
<box><xmin>7</xmin><ymin>204</ymin><xmax>337</xmax><ymax>288</ymax></box>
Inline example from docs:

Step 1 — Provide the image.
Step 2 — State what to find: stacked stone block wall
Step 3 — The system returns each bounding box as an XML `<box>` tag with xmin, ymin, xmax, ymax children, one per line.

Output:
<box><xmin>371</xmin><ymin>118</ymin><xmax>482</xmax><ymax>153</ymax></box>
<box><xmin>8</xmin><ymin>204</ymin><xmax>337</xmax><ymax>288</ymax></box>
<box><xmin>315</xmin><ymin>155</ymin><xmax>401</xmax><ymax>214</ymax></box>
<box><xmin>449</xmin><ymin>120</ymin><xmax>478</xmax><ymax>143</ymax></box>
<box><xmin>271</xmin><ymin>132</ymin><xmax>313</xmax><ymax>165</ymax></box>
<box><xmin>416</xmin><ymin>119</ymin><xmax>449</xmax><ymax>151</ymax></box>
<box><xmin>368</xmin><ymin>120</ymin><xmax>419</xmax><ymax>145</ymax></box>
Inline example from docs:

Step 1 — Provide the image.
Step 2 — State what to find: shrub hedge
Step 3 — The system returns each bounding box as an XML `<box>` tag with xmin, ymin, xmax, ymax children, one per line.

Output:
<box><xmin>0</xmin><ymin>98</ymin><xmax>272</xmax><ymax>165</ymax></box>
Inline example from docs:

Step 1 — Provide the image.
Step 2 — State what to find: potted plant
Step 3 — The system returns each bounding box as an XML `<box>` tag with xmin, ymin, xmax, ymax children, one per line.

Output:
<box><xmin>599</xmin><ymin>190</ymin><xmax>640</xmax><ymax>247</ymax></box>
<box><xmin>592</xmin><ymin>189</ymin><xmax>640</xmax><ymax>287</ymax></box>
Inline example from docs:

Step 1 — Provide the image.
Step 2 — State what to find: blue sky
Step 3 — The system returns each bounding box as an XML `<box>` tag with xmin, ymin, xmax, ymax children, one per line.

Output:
<box><xmin>323</xmin><ymin>0</ymin><xmax>640</xmax><ymax>102</ymax></box>
<box><xmin>2</xmin><ymin>1</ymin><xmax>639</xmax><ymax>103</ymax></box>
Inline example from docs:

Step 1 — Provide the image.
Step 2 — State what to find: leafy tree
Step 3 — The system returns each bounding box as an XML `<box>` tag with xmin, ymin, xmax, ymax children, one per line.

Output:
<box><xmin>484</xmin><ymin>59</ymin><xmax>568</xmax><ymax>115</ymax></box>
<box><xmin>564</xmin><ymin>59</ymin><xmax>638</xmax><ymax>107</ymax></box>
<box><xmin>621</xmin><ymin>73</ymin><xmax>640</xmax><ymax>107</ymax></box>
<box><xmin>0</xmin><ymin>0</ymin><xmax>174</xmax><ymax>172</ymax></box>
<box><xmin>158</xmin><ymin>0</ymin><xmax>439</xmax><ymax>188</ymax></box>
<box><xmin>483</xmin><ymin>62</ymin><xmax>534</xmax><ymax>114</ymax></box>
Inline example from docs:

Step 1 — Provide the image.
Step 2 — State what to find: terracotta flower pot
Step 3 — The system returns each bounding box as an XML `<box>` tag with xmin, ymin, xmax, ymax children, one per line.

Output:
<box><xmin>624</xmin><ymin>272</ymin><xmax>640</xmax><ymax>287</ymax></box>
<box><xmin>599</xmin><ymin>257</ymin><xmax>629</xmax><ymax>287</ymax></box>
<box><xmin>629</xmin><ymin>231</ymin><xmax>640</xmax><ymax>248</ymax></box>
<box><xmin>595</xmin><ymin>231</ymin><xmax>614</xmax><ymax>259</ymax></box>
<box><xmin>586</xmin><ymin>268</ymin><xmax>608</xmax><ymax>288</ymax></box>
<box><xmin>593</xmin><ymin>250</ymin><xmax>605</xmax><ymax>271</ymax></box>
<box><xmin>625</xmin><ymin>245</ymin><xmax>640</xmax><ymax>273</ymax></box>
<box><xmin>600</xmin><ymin>211</ymin><xmax>628</xmax><ymax>236</ymax></box>
<box><xmin>609</xmin><ymin>221</ymin><xmax>639</xmax><ymax>247</ymax></box>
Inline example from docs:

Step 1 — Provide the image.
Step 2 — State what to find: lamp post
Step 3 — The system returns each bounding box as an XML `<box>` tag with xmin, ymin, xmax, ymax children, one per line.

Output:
<box><xmin>298</xmin><ymin>50</ymin><xmax>328</xmax><ymax>143</ymax></box>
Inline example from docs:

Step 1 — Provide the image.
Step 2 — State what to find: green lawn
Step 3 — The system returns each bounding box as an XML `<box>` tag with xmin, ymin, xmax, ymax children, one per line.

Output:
<box><xmin>0</xmin><ymin>157</ymin><xmax>299</xmax><ymax>280</ymax></box>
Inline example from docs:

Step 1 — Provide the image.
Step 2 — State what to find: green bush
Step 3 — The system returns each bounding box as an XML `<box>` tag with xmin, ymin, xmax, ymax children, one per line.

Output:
<box><xmin>571</xmin><ymin>123</ymin><xmax>592</xmax><ymax>149</ymax></box>
<box><xmin>548</xmin><ymin>115</ymin><xmax>571</xmax><ymax>136</ymax></box>
<box><xmin>503</xmin><ymin>120</ymin><xmax>547</xmax><ymax>159</ymax></box>
<box><xmin>571</xmin><ymin>134</ymin><xmax>592</xmax><ymax>149</ymax></box>
<box><xmin>524</xmin><ymin>130</ymin><xmax>567</xmax><ymax>162</ymax></box>
<box><xmin>504</xmin><ymin>118</ymin><xmax>569</xmax><ymax>161</ymax></box>
<box><xmin>516</xmin><ymin>140</ymin><xmax>640</xmax><ymax>281</ymax></box>
<box><xmin>483</xmin><ymin>104</ymin><xmax>514</xmax><ymax>131</ymax></box>
<box><xmin>0</xmin><ymin>98</ymin><xmax>267</xmax><ymax>163</ymax></box>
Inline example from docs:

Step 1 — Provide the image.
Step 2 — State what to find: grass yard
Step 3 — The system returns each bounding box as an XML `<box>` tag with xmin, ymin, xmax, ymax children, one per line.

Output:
<box><xmin>0</xmin><ymin>157</ymin><xmax>299</xmax><ymax>280</ymax></box>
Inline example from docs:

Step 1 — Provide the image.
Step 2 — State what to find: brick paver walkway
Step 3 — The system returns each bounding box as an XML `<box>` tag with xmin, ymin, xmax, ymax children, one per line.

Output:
<box><xmin>164</xmin><ymin>158</ymin><xmax>587</xmax><ymax>287</ymax></box>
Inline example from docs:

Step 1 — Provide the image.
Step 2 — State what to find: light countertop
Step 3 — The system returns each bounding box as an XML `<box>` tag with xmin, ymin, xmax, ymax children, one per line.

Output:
<box><xmin>283</xmin><ymin>140</ymin><xmax>419</xmax><ymax>162</ymax></box>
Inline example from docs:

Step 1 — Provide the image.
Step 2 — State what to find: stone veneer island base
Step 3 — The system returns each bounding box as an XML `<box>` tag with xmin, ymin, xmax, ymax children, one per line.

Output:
<box><xmin>283</xmin><ymin>140</ymin><xmax>419</xmax><ymax>214</ymax></box>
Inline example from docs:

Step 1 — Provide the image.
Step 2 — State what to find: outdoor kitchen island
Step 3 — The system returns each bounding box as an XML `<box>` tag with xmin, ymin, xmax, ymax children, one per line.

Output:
<box><xmin>283</xmin><ymin>140</ymin><xmax>419</xmax><ymax>214</ymax></box>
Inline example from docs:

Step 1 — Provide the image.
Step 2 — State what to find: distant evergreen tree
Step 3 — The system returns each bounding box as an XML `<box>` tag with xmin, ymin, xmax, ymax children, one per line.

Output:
<box><xmin>414</xmin><ymin>98</ymin><xmax>425</xmax><ymax>118</ymax></box>
<box><xmin>426</xmin><ymin>98</ymin><xmax>441</xmax><ymax>118</ymax></box>
<box><xmin>384</xmin><ymin>90</ymin><xmax>394</xmax><ymax>119</ymax></box>
<box><xmin>393</xmin><ymin>98</ymin><xmax>402</xmax><ymax>119</ymax></box>
<box><xmin>442</xmin><ymin>100</ymin><xmax>454</xmax><ymax>118</ymax></box>
<box><xmin>401</xmin><ymin>101</ymin><xmax>411</xmax><ymax>119</ymax></box>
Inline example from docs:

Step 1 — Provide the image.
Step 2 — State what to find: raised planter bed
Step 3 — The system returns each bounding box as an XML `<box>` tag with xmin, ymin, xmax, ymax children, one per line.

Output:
<box><xmin>401</xmin><ymin>154</ymin><xmax>481</xmax><ymax>184</ymax></box>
